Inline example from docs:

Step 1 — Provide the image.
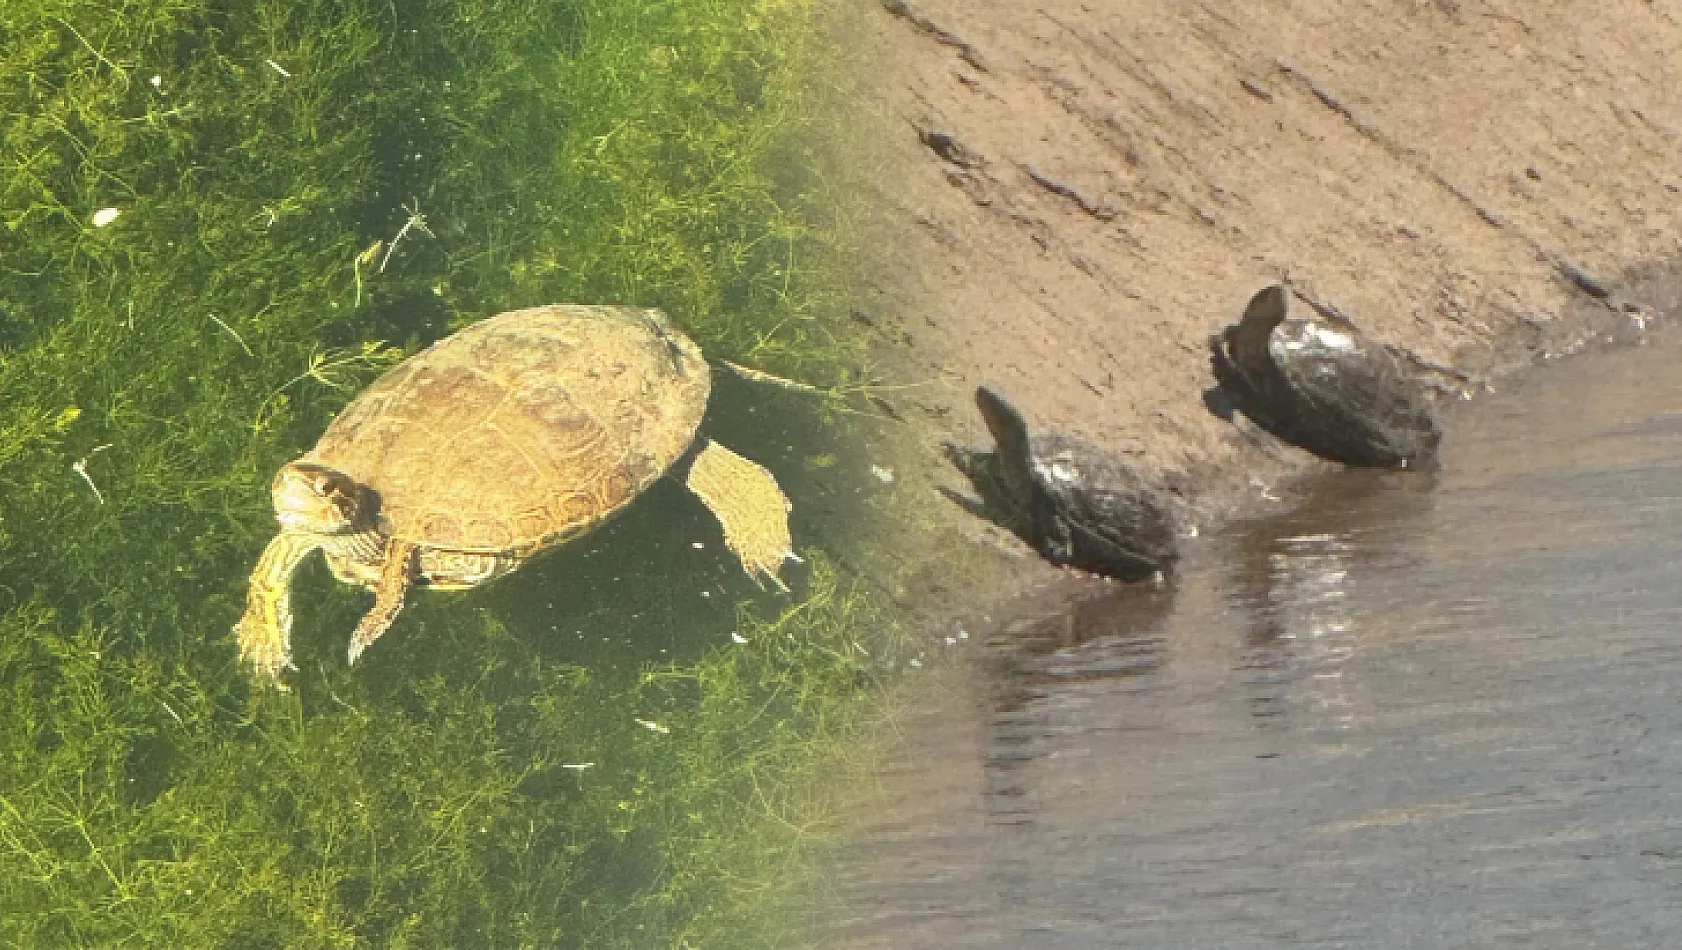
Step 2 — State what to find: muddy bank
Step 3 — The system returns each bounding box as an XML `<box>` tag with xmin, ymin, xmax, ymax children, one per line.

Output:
<box><xmin>849</xmin><ymin>0</ymin><xmax>1682</xmax><ymax>530</ymax></box>
<box><xmin>815</xmin><ymin>3</ymin><xmax>1682</xmax><ymax>942</ymax></box>
<box><xmin>820</xmin><ymin>314</ymin><xmax>1682</xmax><ymax>949</ymax></box>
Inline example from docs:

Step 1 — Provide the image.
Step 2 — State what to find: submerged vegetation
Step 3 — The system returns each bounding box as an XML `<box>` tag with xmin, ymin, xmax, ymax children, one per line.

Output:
<box><xmin>0</xmin><ymin>0</ymin><xmax>896</xmax><ymax>944</ymax></box>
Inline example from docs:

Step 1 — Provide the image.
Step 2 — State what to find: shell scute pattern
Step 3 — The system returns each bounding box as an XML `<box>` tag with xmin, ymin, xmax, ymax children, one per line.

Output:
<box><xmin>306</xmin><ymin>305</ymin><xmax>710</xmax><ymax>555</ymax></box>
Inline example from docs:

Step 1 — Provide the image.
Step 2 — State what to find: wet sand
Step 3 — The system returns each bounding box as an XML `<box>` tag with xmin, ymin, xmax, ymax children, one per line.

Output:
<box><xmin>850</xmin><ymin>0</ymin><xmax>1682</xmax><ymax>513</ymax></box>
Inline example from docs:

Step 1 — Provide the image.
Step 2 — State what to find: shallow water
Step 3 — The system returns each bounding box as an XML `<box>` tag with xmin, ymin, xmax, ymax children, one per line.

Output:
<box><xmin>0</xmin><ymin>3</ymin><xmax>898</xmax><ymax>943</ymax></box>
<box><xmin>827</xmin><ymin>321</ymin><xmax>1682</xmax><ymax>947</ymax></box>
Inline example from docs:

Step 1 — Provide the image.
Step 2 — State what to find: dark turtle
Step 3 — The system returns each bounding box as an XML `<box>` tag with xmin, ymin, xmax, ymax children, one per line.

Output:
<box><xmin>1210</xmin><ymin>284</ymin><xmax>1442</xmax><ymax>468</ymax></box>
<box><xmin>947</xmin><ymin>386</ymin><xmax>1179</xmax><ymax>580</ymax></box>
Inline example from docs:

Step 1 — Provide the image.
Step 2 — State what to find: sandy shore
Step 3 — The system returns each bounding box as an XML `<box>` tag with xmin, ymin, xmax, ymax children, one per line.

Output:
<box><xmin>849</xmin><ymin>0</ymin><xmax>1682</xmax><ymax>533</ymax></box>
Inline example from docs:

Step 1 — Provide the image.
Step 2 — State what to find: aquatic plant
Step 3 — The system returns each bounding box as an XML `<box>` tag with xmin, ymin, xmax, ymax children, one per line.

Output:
<box><xmin>0</xmin><ymin>0</ymin><xmax>895</xmax><ymax>943</ymax></box>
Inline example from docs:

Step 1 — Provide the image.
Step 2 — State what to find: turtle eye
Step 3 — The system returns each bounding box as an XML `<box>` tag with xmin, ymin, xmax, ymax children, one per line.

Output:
<box><xmin>316</xmin><ymin>475</ymin><xmax>360</xmax><ymax>513</ymax></box>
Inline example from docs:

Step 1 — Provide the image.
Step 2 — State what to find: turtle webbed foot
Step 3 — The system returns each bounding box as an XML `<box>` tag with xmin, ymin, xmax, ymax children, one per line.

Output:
<box><xmin>685</xmin><ymin>441</ymin><xmax>798</xmax><ymax>595</ymax></box>
<box><xmin>345</xmin><ymin>597</ymin><xmax>407</xmax><ymax>665</ymax></box>
<box><xmin>235</xmin><ymin>614</ymin><xmax>297</xmax><ymax>691</ymax></box>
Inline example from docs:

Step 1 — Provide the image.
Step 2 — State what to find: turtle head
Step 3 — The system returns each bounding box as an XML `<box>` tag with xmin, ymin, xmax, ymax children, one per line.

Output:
<box><xmin>272</xmin><ymin>461</ymin><xmax>374</xmax><ymax>535</ymax></box>
<box><xmin>976</xmin><ymin>386</ymin><xmax>1031</xmax><ymax>467</ymax></box>
<box><xmin>974</xmin><ymin>385</ymin><xmax>1036</xmax><ymax>510</ymax></box>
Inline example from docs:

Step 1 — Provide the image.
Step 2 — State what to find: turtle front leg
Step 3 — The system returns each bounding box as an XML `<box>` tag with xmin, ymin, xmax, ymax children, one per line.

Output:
<box><xmin>235</xmin><ymin>531</ymin><xmax>323</xmax><ymax>689</ymax></box>
<box><xmin>347</xmin><ymin>538</ymin><xmax>417</xmax><ymax>666</ymax></box>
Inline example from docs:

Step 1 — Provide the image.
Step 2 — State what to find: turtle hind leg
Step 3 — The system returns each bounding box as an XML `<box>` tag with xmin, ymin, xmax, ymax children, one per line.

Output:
<box><xmin>684</xmin><ymin>440</ymin><xmax>797</xmax><ymax>591</ymax></box>
<box><xmin>347</xmin><ymin>538</ymin><xmax>418</xmax><ymax>666</ymax></box>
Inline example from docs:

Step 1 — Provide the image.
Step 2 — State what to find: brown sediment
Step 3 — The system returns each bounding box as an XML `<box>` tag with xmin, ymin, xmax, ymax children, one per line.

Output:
<box><xmin>845</xmin><ymin>0</ymin><xmax>1682</xmax><ymax>549</ymax></box>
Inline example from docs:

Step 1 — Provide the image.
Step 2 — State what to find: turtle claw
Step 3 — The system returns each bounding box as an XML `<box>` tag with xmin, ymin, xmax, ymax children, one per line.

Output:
<box><xmin>738</xmin><ymin>552</ymin><xmax>794</xmax><ymax>594</ymax></box>
<box><xmin>236</xmin><ymin>626</ymin><xmax>297</xmax><ymax>692</ymax></box>
<box><xmin>759</xmin><ymin>561</ymin><xmax>792</xmax><ymax>594</ymax></box>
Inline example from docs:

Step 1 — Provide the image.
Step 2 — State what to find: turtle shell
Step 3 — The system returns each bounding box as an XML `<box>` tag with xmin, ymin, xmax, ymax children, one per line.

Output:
<box><xmin>966</xmin><ymin>386</ymin><xmax>1179</xmax><ymax>581</ymax></box>
<box><xmin>1212</xmin><ymin>285</ymin><xmax>1441</xmax><ymax>468</ymax></box>
<box><xmin>305</xmin><ymin>304</ymin><xmax>710</xmax><ymax>555</ymax></box>
<box><xmin>1019</xmin><ymin>428</ymin><xmax>1180</xmax><ymax>580</ymax></box>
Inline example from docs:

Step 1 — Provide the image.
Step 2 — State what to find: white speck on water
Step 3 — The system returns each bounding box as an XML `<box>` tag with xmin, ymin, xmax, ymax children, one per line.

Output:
<box><xmin>634</xmin><ymin>718</ymin><xmax>669</xmax><ymax>734</ymax></box>
<box><xmin>908</xmin><ymin>658</ymin><xmax>923</xmax><ymax>668</ymax></box>
<box><xmin>265</xmin><ymin>59</ymin><xmax>291</xmax><ymax>78</ymax></box>
<box><xmin>944</xmin><ymin>636</ymin><xmax>957</xmax><ymax>646</ymax></box>
<box><xmin>871</xmin><ymin>464</ymin><xmax>895</xmax><ymax>483</ymax></box>
<box><xmin>149</xmin><ymin>74</ymin><xmax>162</xmax><ymax>89</ymax></box>
<box><xmin>731</xmin><ymin>632</ymin><xmax>748</xmax><ymax>644</ymax></box>
<box><xmin>700</xmin><ymin>590</ymin><xmax>711</xmax><ymax>598</ymax></box>
<box><xmin>561</xmin><ymin>762</ymin><xmax>595</xmax><ymax>771</ymax></box>
<box><xmin>957</xmin><ymin>626</ymin><xmax>969</xmax><ymax>640</ymax></box>
<box><xmin>692</xmin><ymin>541</ymin><xmax>704</xmax><ymax>549</ymax></box>
<box><xmin>91</xmin><ymin>207</ymin><xmax>120</xmax><ymax>228</ymax></box>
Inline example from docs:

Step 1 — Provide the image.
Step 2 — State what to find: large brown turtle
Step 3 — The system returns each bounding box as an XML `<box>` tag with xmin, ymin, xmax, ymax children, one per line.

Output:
<box><xmin>234</xmin><ymin>304</ymin><xmax>797</xmax><ymax>687</ymax></box>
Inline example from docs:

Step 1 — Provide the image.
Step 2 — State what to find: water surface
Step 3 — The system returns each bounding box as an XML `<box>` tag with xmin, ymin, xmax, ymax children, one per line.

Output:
<box><xmin>828</xmin><ymin>322</ymin><xmax>1682</xmax><ymax>948</ymax></box>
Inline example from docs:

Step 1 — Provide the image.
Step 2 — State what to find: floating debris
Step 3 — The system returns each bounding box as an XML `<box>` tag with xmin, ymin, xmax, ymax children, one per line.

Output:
<box><xmin>91</xmin><ymin>207</ymin><xmax>120</xmax><ymax>228</ymax></box>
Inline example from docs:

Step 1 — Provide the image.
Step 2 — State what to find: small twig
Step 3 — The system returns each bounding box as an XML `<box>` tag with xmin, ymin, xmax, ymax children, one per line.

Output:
<box><xmin>353</xmin><ymin>240</ymin><xmax>382</xmax><ymax>308</ymax></box>
<box><xmin>318</xmin><ymin>662</ymin><xmax>365</xmax><ymax>717</ymax></box>
<box><xmin>54</xmin><ymin>17</ymin><xmax>128</xmax><ymax>88</ymax></box>
<box><xmin>264</xmin><ymin>59</ymin><xmax>291</xmax><ymax>78</ymax></box>
<box><xmin>718</xmin><ymin>359</ymin><xmax>823</xmax><ymax>394</ymax></box>
<box><xmin>209</xmin><ymin>315</ymin><xmax>254</xmax><ymax>357</ymax></box>
<box><xmin>379</xmin><ymin>199</ymin><xmax>435</xmax><ymax>273</ymax></box>
<box><xmin>71</xmin><ymin>445</ymin><xmax>112</xmax><ymax>505</ymax></box>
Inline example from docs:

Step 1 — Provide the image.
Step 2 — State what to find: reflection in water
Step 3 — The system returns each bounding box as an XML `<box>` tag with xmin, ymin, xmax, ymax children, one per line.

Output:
<box><xmin>828</xmin><ymin>324</ymin><xmax>1682</xmax><ymax>949</ymax></box>
<box><xmin>1227</xmin><ymin>473</ymin><xmax>1437</xmax><ymax>737</ymax></box>
<box><xmin>1242</xmin><ymin>532</ymin><xmax>1360</xmax><ymax>729</ymax></box>
<box><xmin>985</xmin><ymin>582</ymin><xmax>1172</xmax><ymax>827</ymax></box>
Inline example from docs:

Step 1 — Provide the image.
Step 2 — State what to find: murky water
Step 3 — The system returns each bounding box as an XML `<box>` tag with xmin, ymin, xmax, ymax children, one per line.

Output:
<box><xmin>827</xmin><ymin>322</ymin><xmax>1682</xmax><ymax>948</ymax></box>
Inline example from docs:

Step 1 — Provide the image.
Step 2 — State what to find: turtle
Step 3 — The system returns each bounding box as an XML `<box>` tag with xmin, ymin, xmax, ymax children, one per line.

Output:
<box><xmin>1210</xmin><ymin>284</ymin><xmax>1441</xmax><ymax>469</ymax></box>
<box><xmin>234</xmin><ymin>303</ymin><xmax>798</xmax><ymax>687</ymax></box>
<box><xmin>946</xmin><ymin>386</ymin><xmax>1179</xmax><ymax>581</ymax></box>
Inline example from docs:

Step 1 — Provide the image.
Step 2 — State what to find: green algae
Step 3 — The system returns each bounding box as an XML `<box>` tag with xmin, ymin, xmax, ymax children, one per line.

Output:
<box><xmin>0</xmin><ymin>0</ymin><xmax>902</xmax><ymax>944</ymax></box>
